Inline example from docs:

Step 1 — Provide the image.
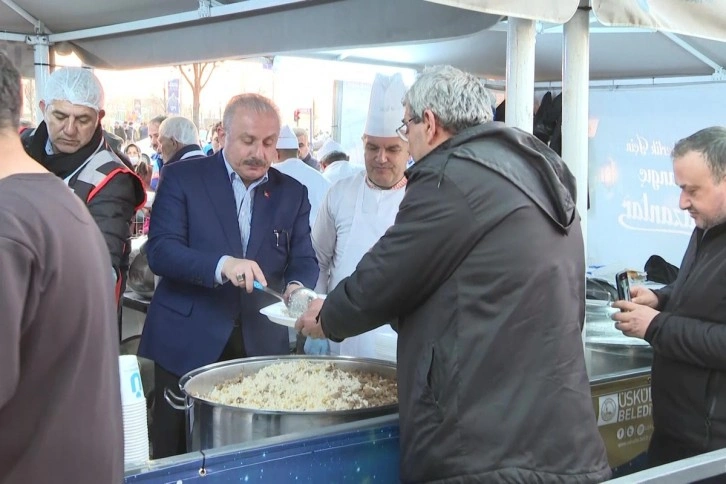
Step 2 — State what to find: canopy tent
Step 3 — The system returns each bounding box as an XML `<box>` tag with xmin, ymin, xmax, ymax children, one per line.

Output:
<box><xmin>0</xmin><ymin>0</ymin><xmax>502</xmax><ymax>123</ymax></box>
<box><xmin>0</xmin><ymin>0</ymin><xmax>501</xmax><ymax>78</ymax></box>
<box><xmin>309</xmin><ymin>20</ymin><xmax>726</xmax><ymax>81</ymax></box>
<box><xmin>2</xmin><ymin>0</ymin><xmax>724</xmax><ymax>81</ymax></box>
<box><xmin>2</xmin><ymin>0</ymin><xmax>724</xmax><ymax>217</ymax></box>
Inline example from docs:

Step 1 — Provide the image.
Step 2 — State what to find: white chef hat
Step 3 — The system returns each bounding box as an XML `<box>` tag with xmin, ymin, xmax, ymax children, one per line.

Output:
<box><xmin>277</xmin><ymin>124</ymin><xmax>299</xmax><ymax>149</ymax></box>
<box><xmin>317</xmin><ymin>138</ymin><xmax>345</xmax><ymax>162</ymax></box>
<box><xmin>44</xmin><ymin>67</ymin><xmax>104</xmax><ymax>112</ymax></box>
<box><xmin>364</xmin><ymin>73</ymin><xmax>408</xmax><ymax>138</ymax></box>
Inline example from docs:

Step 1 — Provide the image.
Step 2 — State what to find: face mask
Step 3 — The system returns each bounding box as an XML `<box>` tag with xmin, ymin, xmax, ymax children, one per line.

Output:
<box><xmin>129</xmin><ymin>155</ymin><xmax>140</xmax><ymax>164</ymax></box>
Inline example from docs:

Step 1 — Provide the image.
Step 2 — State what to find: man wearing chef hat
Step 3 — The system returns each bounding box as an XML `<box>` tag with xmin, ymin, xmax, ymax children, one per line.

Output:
<box><xmin>307</xmin><ymin>73</ymin><xmax>409</xmax><ymax>358</ymax></box>
<box><xmin>273</xmin><ymin>125</ymin><xmax>330</xmax><ymax>226</ymax></box>
<box><xmin>317</xmin><ymin>138</ymin><xmax>363</xmax><ymax>184</ymax></box>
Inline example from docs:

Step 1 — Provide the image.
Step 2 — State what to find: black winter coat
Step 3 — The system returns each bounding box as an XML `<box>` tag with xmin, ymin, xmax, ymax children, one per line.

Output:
<box><xmin>321</xmin><ymin>122</ymin><xmax>611</xmax><ymax>483</ymax></box>
<box><xmin>648</xmin><ymin>223</ymin><xmax>726</xmax><ymax>453</ymax></box>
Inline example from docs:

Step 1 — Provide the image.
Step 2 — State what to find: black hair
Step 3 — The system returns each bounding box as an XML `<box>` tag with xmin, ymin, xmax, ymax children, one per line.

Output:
<box><xmin>672</xmin><ymin>127</ymin><xmax>726</xmax><ymax>181</ymax></box>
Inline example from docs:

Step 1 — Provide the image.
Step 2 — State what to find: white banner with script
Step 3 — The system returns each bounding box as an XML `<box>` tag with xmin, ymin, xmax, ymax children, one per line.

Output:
<box><xmin>587</xmin><ymin>83</ymin><xmax>726</xmax><ymax>270</ymax></box>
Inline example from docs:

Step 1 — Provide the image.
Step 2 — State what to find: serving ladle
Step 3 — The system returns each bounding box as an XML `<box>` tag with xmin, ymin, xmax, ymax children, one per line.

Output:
<box><xmin>252</xmin><ymin>281</ymin><xmax>318</xmax><ymax>318</ymax></box>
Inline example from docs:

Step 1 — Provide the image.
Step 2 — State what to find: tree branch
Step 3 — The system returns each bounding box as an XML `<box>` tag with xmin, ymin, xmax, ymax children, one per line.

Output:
<box><xmin>200</xmin><ymin>63</ymin><xmax>217</xmax><ymax>90</ymax></box>
<box><xmin>177</xmin><ymin>65</ymin><xmax>194</xmax><ymax>88</ymax></box>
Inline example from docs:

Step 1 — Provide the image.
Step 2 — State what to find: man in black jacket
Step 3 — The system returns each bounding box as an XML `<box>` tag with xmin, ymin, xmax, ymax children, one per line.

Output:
<box><xmin>614</xmin><ymin>126</ymin><xmax>726</xmax><ymax>468</ymax></box>
<box><xmin>297</xmin><ymin>65</ymin><xmax>610</xmax><ymax>483</ymax></box>
<box><xmin>21</xmin><ymin>67</ymin><xmax>145</xmax><ymax>326</ymax></box>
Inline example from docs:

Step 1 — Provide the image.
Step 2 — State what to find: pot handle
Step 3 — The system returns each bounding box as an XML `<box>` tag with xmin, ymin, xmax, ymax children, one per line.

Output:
<box><xmin>164</xmin><ymin>387</ymin><xmax>190</xmax><ymax>411</ymax></box>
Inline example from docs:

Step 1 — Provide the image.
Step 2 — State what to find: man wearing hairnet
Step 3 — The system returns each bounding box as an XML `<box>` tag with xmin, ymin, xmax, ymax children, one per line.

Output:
<box><xmin>21</xmin><ymin>67</ymin><xmax>146</xmax><ymax>327</ymax></box>
<box><xmin>157</xmin><ymin>116</ymin><xmax>206</xmax><ymax>165</ymax></box>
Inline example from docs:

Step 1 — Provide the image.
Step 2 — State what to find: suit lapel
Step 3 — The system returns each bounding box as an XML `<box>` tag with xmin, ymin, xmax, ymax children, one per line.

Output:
<box><xmin>204</xmin><ymin>153</ymin><xmax>244</xmax><ymax>256</ymax></box>
<box><xmin>245</xmin><ymin>173</ymin><xmax>275</xmax><ymax>260</ymax></box>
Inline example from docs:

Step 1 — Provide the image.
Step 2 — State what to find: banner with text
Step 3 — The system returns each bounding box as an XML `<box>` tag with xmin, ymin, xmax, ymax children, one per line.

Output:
<box><xmin>592</xmin><ymin>374</ymin><xmax>653</xmax><ymax>469</ymax></box>
<box><xmin>167</xmin><ymin>79</ymin><xmax>180</xmax><ymax>115</ymax></box>
<box><xmin>587</xmin><ymin>83</ymin><xmax>726</xmax><ymax>270</ymax></box>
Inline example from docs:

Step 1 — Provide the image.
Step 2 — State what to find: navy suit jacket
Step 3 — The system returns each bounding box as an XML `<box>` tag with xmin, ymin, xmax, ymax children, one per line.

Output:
<box><xmin>138</xmin><ymin>153</ymin><xmax>319</xmax><ymax>376</ymax></box>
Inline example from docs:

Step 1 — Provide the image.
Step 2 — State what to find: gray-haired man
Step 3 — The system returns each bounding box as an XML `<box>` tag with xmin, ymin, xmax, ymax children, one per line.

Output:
<box><xmin>298</xmin><ymin>65</ymin><xmax>610</xmax><ymax>482</ymax></box>
<box><xmin>158</xmin><ymin>115</ymin><xmax>206</xmax><ymax>165</ymax></box>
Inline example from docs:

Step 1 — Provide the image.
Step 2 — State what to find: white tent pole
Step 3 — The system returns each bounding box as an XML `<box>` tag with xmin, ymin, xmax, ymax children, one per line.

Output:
<box><xmin>562</xmin><ymin>8</ymin><xmax>590</xmax><ymax>256</ymax></box>
<box><xmin>505</xmin><ymin>17</ymin><xmax>536</xmax><ymax>133</ymax></box>
<box><xmin>29</xmin><ymin>35</ymin><xmax>50</xmax><ymax>124</ymax></box>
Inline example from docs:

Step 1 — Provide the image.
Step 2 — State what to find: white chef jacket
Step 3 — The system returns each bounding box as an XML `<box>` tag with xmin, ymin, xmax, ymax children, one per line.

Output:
<box><xmin>322</xmin><ymin>161</ymin><xmax>364</xmax><ymax>185</ymax></box>
<box><xmin>273</xmin><ymin>158</ymin><xmax>331</xmax><ymax>226</ymax></box>
<box><xmin>312</xmin><ymin>170</ymin><xmax>405</xmax><ymax>360</ymax></box>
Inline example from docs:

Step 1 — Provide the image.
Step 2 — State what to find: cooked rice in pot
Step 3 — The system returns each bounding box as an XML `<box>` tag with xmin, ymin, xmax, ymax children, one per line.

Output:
<box><xmin>203</xmin><ymin>360</ymin><xmax>397</xmax><ymax>411</ymax></box>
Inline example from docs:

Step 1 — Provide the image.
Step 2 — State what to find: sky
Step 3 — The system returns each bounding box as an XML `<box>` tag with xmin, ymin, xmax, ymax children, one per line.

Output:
<box><xmin>32</xmin><ymin>52</ymin><xmax>418</xmax><ymax>138</ymax></box>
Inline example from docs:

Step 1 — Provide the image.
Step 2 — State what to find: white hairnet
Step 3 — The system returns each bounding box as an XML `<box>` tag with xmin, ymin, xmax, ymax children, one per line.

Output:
<box><xmin>44</xmin><ymin>67</ymin><xmax>105</xmax><ymax>111</ymax></box>
<box><xmin>317</xmin><ymin>138</ymin><xmax>345</xmax><ymax>162</ymax></box>
<box><xmin>159</xmin><ymin>116</ymin><xmax>199</xmax><ymax>146</ymax></box>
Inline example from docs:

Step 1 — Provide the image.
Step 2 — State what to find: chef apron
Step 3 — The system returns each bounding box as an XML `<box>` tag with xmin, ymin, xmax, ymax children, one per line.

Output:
<box><xmin>329</xmin><ymin>177</ymin><xmax>404</xmax><ymax>359</ymax></box>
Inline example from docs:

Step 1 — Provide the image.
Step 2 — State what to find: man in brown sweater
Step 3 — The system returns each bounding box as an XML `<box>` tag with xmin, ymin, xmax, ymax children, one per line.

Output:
<box><xmin>0</xmin><ymin>53</ymin><xmax>123</xmax><ymax>483</ymax></box>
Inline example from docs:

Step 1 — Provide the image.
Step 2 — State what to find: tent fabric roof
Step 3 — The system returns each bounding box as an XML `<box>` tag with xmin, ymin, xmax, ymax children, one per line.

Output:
<box><xmin>313</xmin><ymin>25</ymin><xmax>726</xmax><ymax>82</ymax></box>
<box><xmin>423</xmin><ymin>0</ymin><xmax>581</xmax><ymax>23</ymax></box>
<box><xmin>0</xmin><ymin>0</ymin><xmax>501</xmax><ymax>76</ymax></box>
<box><xmin>0</xmin><ymin>0</ymin><xmax>724</xmax><ymax>81</ymax></box>
<box><xmin>593</xmin><ymin>0</ymin><xmax>726</xmax><ymax>43</ymax></box>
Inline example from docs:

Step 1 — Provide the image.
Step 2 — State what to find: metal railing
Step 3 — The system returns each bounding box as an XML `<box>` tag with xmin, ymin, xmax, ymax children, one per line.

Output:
<box><xmin>609</xmin><ymin>448</ymin><xmax>726</xmax><ymax>483</ymax></box>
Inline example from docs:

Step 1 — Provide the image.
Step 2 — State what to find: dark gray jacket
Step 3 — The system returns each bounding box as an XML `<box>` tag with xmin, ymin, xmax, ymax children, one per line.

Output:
<box><xmin>321</xmin><ymin>122</ymin><xmax>610</xmax><ymax>483</ymax></box>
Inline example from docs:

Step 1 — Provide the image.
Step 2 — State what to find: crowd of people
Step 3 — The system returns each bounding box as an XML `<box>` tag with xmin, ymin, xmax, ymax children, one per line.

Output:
<box><xmin>3</xmin><ymin>48</ymin><xmax>726</xmax><ymax>483</ymax></box>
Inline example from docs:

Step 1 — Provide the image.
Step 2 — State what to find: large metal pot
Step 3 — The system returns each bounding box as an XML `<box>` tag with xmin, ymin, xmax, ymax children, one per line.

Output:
<box><xmin>165</xmin><ymin>355</ymin><xmax>398</xmax><ymax>451</ymax></box>
<box><xmin>127</xmin><ymin>236</ymin><xmax>155</xmax><ymax>298</ymax></box>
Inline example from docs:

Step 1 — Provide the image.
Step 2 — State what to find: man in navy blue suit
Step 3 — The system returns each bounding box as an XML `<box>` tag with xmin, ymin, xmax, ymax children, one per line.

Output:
<box><xmin>139</xmin><ymin>93</ymin><xmax>319</xmax><ymax>458</ymax></box>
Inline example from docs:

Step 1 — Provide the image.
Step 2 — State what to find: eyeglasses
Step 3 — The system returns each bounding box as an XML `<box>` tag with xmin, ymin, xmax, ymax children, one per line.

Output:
<box><xmin>396</xmin><ymin>116</ymin><xmax>421</xmax><ymax>141</ymax></box>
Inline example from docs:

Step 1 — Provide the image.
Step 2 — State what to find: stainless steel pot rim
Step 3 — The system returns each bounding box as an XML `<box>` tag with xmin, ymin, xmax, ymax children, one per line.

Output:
<box><xmin>178</xmin><ymin>354</ymin><xmax>398</xmax><ymax>415</ymax></box>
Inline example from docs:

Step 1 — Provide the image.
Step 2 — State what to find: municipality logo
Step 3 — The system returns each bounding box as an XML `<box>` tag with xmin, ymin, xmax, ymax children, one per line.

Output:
<box><xmin>598</xmin><ymin>394</ymin><xmax>619</xmax><ymax>426</ymax></box>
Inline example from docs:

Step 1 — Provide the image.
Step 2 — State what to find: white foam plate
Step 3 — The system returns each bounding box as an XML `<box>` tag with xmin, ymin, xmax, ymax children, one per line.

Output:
<box><xmin>586</xmin><ymin>298</ymin><xmax>612</xmax><ymax>309</ymax></box>
<box><xmin>259</xmin><ymin>301</ymin><xmax>296</xmax><ymax>328</ymax></box>
<box><xmin>586</xmin><ymin>336</ymin><xmax>651</xmax><ymax>347</ymax></box>
<box><xmin>259</xmin><ymin>296</ymin><xmax>326</xmax><ymax>328</ymax></box>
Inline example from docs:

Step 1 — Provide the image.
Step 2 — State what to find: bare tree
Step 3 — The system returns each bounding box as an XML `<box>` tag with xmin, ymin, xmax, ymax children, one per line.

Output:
<box><xmin>23</xmin><ymin>79</ymin><xmax>36</xmax><ymax>124</ymax></box>
<box><xmin>147</xmin><ymin>94</ymin><xmax>167</xmax><ymax>119</ymax></box>
<box><xmin>177</xmin><ymin>62</ymin><xmax>218</xmax><ymax>129</ymax></box>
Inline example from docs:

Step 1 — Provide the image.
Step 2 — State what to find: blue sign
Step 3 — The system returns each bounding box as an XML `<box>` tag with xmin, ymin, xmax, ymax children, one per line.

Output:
<box><xmin>167</xmin><ymin>78</ymin><xmax>180</xmax><ymax>115</ymax></box>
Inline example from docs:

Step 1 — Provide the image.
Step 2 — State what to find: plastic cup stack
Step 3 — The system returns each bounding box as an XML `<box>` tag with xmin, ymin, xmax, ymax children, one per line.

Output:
<box><xmin>119</xmin><ymin>355</ymin><xmax>149</xmax><ymax>465</ymax></box>
<box><xmin>375</xmin><ymin>331</ymin><xmax>397</xmax><ymax>363</ymax></box>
